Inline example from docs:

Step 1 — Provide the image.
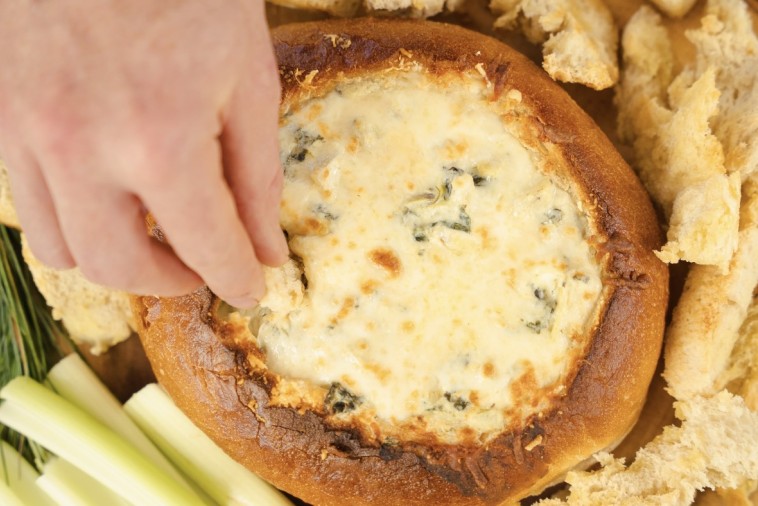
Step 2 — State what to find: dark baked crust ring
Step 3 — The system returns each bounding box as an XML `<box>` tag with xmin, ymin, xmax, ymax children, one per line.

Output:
<box><xmin>133</xmin><ymin>18</ymin><xmax>668</xmax><ymax>506</ymax></box>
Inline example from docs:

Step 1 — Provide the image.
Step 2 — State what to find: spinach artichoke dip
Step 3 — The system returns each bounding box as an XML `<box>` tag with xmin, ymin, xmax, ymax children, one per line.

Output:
<box><xmin>245</xmin><ymin>68</ymin><xmax>603</xmax><ymax>445</ymax></box>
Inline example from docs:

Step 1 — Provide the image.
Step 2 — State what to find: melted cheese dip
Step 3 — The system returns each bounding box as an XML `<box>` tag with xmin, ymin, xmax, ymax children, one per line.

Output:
<box><xmin>253</xmin><ymin>70</ymin><xmax>603</xmax><ymax>443</ymax></box>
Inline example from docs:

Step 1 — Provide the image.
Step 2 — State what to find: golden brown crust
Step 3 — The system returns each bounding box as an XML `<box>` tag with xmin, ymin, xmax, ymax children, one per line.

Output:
<box><xmin>133</xmin><ymin>18</ymin><xmax>668</xmax><ymax>506</ymax></box>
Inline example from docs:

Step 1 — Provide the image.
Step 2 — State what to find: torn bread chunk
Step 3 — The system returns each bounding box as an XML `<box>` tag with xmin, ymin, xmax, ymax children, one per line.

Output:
<box><xmin>648</xmin><ymin>0</ymin><xmax>698</xmax><ymax>18</ymax></box>
<box><xmin>21</xmin><ymin>235</ymin><xmax>135</xmax><ymax>354</ymax></box>
<box><xmin>365</xmin><ymin>0</ymin><xmax>462</xmax><ymax>17</ymax></box>
<box><xmin>539</xmin><ymin>391</ymin><xmax>758</xmax><ymax>506</ymax></box>
<box><xmin>663</xmin><ymin>175</ymin><xmax>758</xmax><ymax>401</ymax></box>
<box><xmin>711</xmin><ymin>240</ymin><xmax>758</xmax><ymax>409</ymax></box>
<box><xmin>268</xmin><ymin>0</ymin><xmax>462</xmax><ymax>19</ymax></box>
<box><xmin>685</xmin><ymin>0</ymin><xmax>758</xmax><ymax>181</ymax></box>
<box><xmin>490</xmin><ymin>0</ymin><xmax>619</xmax><ymax>89</ymax></box>
<box><xmin>616</xmin><ymin>0</ymin><xmax>758</xmax><ymax>270</ymax></box>
<box><xmin>268</xmin><ymin>0</ymin><xmax>360</xmax><ymax>16</ymax></box>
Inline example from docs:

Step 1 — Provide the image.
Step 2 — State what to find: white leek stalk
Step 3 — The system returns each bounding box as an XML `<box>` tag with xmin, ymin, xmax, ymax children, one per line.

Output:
<box><xmin>0</xmin><ymin>441</ymin><xmax>55</xmax><ymax>506</ymax></box>
<box><xmin>0</xmin><ymin>376</ymin><xmax>207</xmax><ymax>506</ymax></box>
<box><xmin>125</xmin><ymin>384</ymin><xmax>293</xmax><ymax>506</ymax></box>
<box><xmin>37</xmin><ymin>457</ymin><xmax>130</xmax><ymax>506</ymax></box>
<box><xmin>0</xmin><ymin>481</ymin><xmax>25</xmax><ymax>506</ymax></box>
<box><xmin>47</xmin><ymin>354</ymin><xmax>191</xmax><ymax>486</ymax></box>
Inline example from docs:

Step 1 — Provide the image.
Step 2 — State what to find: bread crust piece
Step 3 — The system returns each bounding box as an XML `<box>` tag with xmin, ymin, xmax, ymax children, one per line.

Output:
<box><xmin>133</xmin><ymin>19</ymin><xmax>668</xmax><ymax>506</ymax></box>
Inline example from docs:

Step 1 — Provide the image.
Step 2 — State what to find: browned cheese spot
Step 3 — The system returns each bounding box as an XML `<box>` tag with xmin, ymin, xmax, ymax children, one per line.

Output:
<box><xmin>366</xmin><ymin>362</ymin><xmax>391</xmax><ymax>381</ymax></box>
<box><xmin>369</xmin><ymin>248</ymin><xmax>402</xmax><ymax>278</ymax></box>
<box><xmin>306</xmin><ymin>103</ymin><xmax>323</xmax><ymax>122</ymax></box>
<box><xmin>330</xmin><ymin>297</ymin><xmax>355</xmax><ymax>325</ymax></box>
<box><xmin>444</xmin><ymin>140</ymin><xmax>469</xmax><ymax>159</ymax></box>
<box><xmin>317</xmin><ymin>122</ymin><xmax>331</xmax><ymax>138</ymax></box>
<box><xmin>476</xmin><ymin>226</ymin><xmax>495</xmax><ymax>250</ymax></box>
<box><xmin>361</xmin><ymin>279</ymin><xmax>379</xmax><ymax>295</ymax></box>
<box><xmin>346</xmin><ymin>136</ymin><xmax>359</xmax><ymax>153</ymax></box>
<box><xmin>288</xmin><ymin>216</ymin><xmax>329</xmax><ymax>236</ymax></box>
<box><xmin>483</xmin><ymin>362</ymin><xmax>495</xmax><ymax>378</ymax></box>
<box><xmin>457</xmin><ymin>426</ymin><xmax>476</xmax><ymax>444</ymax></box>
<box><xmin>401</xmin><ymin>320</ymin><xmax>415</xmax><ymax>332</ymax></box>
<box><xmin>509</xmin><ymin>363</ymin><xmax>539</xmax><ymax>408</ymax></box>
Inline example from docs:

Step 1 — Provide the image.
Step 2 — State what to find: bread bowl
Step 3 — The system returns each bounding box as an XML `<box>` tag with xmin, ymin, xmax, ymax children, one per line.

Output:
<box><xmin>132</xmin><ymin>18</ymin><xmax>668</xmax><ymax>505</ymax></box>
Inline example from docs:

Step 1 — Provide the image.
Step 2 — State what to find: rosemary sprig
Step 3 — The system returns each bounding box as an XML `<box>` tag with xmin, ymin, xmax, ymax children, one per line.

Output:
<box><xmin>0</xmin><ymin>225</ymin><xmax>66</xmax><ymax>467</ymax></box>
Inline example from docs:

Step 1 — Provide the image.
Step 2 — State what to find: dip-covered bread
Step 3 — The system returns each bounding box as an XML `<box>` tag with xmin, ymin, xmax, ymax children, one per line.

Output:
<box><xmin>133</xmin><ymin>18</ymin><xmax>668</xmax><ymax>505</ymax></box>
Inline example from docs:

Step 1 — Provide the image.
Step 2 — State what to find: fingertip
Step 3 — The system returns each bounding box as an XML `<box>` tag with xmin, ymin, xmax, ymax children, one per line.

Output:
<box><xmin>223</xmin><ymin>294</ymin><xmax>259</xmax><ymax>310</ymax></box>
<box><xmin>33</xmin><ymin>245</ymin><xmax>77</xmax><ymax>270</ymax></box>
<box><xmin>217</xmin><ymin>274</ymin><xmax>266</xmax><ymax>309</ymax></box>
<box><xmin>22</xmin><ymin>227</ymin><xmax>77</xmax><ymax>271</ymax></box>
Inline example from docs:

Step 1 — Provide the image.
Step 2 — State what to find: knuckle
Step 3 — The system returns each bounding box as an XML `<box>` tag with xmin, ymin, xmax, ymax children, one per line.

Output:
<box><xmin>118</xmin><ymin>134</ymin><xmax>182</xmax><ymax>191</ymax></box>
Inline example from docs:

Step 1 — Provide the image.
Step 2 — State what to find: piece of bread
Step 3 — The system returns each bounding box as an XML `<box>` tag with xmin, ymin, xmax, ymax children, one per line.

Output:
<box><xmin>616</xmin><ymin>0</ymin><xmax>758</xmax><ymax>271</ymax></box>
<box><xmin>20</xmin><ymin>235</ymin><xmax>135</xmax><ymax>354</ymax></box>
<box><xmin>266</xmin><ymin>0</ymin><xmax>463</xmax><ymax>21</ymax></box>
<box><xmin>133</xmin><ymin>18</ymin><xmax>668</xmax><ymax>506</ymax></box>
<box><xmin>538</xmin><ymin>391</ymin><xmax>758</xmax><ymax>506</ymax></box>
<box><xmin>664</xmin><ymin>175</ymin><xmax>758</xmax><ymax>400</ymax></box>
<box><xmin>649</xmin><ymin>0</ymin><xmax>699</xmax><ymax>18</ymax></box>
<box><xmin>268</xmin><ymin>0</ymin><xmax>360</xmax><ymax>17</ymax></box>
<box><xmin>489</xmin><ymin>0</ymin><xmax>619</xmax><ymax>90</ymax></box>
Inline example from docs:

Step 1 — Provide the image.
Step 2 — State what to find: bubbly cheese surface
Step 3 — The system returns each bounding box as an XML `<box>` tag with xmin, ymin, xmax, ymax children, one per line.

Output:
<box><xmin>253</xmin><ymin>70</ymin><xmax>603</xmax><ymax>442</ymax></box>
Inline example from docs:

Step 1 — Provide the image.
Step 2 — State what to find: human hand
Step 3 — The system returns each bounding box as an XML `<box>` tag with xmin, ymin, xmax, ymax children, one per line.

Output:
<box><xmin>0</xmin><ymin>0</ymin><xmax>288</xmax><ymax>308</ymax></box>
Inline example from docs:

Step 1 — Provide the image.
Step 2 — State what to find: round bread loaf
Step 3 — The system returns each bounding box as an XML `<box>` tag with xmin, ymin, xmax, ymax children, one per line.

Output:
<box><xmin>133</xmin><ymin>18</ymin><xmax>668</xmax><ymax>505</ymax></box>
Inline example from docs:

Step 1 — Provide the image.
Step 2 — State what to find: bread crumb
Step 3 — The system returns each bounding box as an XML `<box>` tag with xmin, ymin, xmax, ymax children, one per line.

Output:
<box><xmin>525</xmin><ymin>434</ymin><xmax>543</xmax><ymax>451</ymax></box>
<box><xmin>490</xmin><ymin>0</ymin><xmax>619</xmax><ymax>89</ymax></box>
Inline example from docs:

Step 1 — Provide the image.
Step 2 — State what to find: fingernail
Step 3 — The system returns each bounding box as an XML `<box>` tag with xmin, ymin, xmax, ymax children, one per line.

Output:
<box><xmin>225</xmin><ymin>294</ymin><xmax>260</xmax><ymax>309</ymax></box>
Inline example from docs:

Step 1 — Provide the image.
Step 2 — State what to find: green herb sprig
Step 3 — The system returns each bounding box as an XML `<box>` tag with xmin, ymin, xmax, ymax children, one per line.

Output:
<box><xmin>0</xmin><ymin>225</ymin><xmax>65</xmax><ymax>467</ymax></box>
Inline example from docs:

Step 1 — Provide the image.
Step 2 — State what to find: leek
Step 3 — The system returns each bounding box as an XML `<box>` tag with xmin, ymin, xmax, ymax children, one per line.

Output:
<box><xmin>0</xmin><ymin>481</ymin><xmax>25</xmax><ymax>506</ymax></box>
<box><xmin>0</xmin><ymin>376</ymin><xmax>207</xmax><ymax>506</ymax></box>
<box><xmin>47</xmin><ymin>354</ymin><xmax>192</xmax><ymax>487</ymax></box>
<box><xmin>0</xmin><ymin>441</ymin><xmax>54</xmax><ymax>506</ymax></box>
<box><xmin>125</xmin><ymin>384</ymin><xmax>293</xmax><ymax>506</ymax></box>
<box><xmin>37</xmin><ymin>457</ymin><xmax>130</xmax><ymax>506</ymax></box>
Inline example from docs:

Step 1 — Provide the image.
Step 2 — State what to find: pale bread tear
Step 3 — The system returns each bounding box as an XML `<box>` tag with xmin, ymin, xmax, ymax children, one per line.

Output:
<box><xmin>489</xmin><ymin>0</ymin><xmax>619</xmax><ymax>89</ymax></box>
